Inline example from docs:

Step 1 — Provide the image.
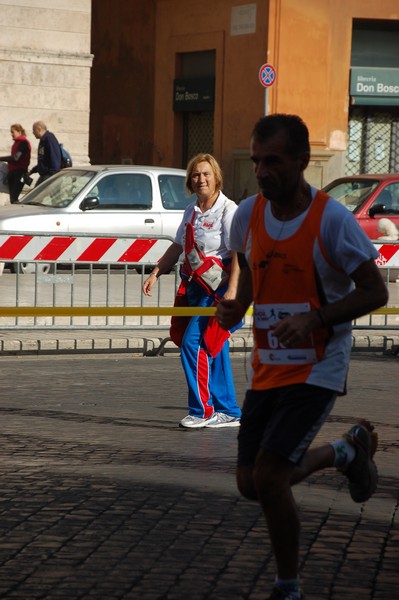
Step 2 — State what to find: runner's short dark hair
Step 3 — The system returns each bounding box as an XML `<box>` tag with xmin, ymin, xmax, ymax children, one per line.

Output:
<box><xmin>252</xmin><ymin>114</ymin><xmax>310</xmax><ymax>157</ymax></box>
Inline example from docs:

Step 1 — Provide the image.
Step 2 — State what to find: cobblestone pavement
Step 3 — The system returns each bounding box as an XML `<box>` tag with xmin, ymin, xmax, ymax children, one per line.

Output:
<box><xmin>0</xmin><ymin>353</ymin><xmax>397</xmax><ymax>599</ymax></box>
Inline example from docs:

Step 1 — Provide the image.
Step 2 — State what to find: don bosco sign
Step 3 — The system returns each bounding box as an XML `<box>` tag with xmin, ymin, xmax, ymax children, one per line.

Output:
<box><xmin>173</xmin><ymin>78</ymin><xmax>215</xmax><ymax>112</ymax></box>
<box><xmin>350</xmin><ymin>67</ymin><xmax>399</xmax><ymax>105</ymax></box>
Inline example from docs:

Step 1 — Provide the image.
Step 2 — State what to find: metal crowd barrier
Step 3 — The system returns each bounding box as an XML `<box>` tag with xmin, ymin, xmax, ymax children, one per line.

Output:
<box><xmin>0</xmin><ymin>232</ymin><xmax>398</xmax><ymax>332</ymax></box>
<box><xmin>0</xmin><ymin>232</ymin><xmax>181</xmax><ymax>330</ymax></box>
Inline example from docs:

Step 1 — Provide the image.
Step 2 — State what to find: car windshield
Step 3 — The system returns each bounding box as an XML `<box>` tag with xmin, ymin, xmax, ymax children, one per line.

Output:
<box><xmin>324</xmin><ymin>178</ymin><xmax>380</xmax><ymax>213</ymax></box>
<box><xmin>21</xmin><ymin>170</ymin><xmax>96</xmax><ymax>208</ymax></box>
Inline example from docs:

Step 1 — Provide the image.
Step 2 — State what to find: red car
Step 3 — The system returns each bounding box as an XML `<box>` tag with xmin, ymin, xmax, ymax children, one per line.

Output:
<box><xmin>322</xmin><ymin>174</ymin><xmax>399</xmax><ymax>240</ymax></box>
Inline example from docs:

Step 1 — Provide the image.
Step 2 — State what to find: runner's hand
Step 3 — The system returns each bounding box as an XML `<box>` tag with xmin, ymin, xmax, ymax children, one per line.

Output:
<box><xmin>216</xmin><ymin>299</ymin><xmax>246</xmax><ymax>331</ymax></box>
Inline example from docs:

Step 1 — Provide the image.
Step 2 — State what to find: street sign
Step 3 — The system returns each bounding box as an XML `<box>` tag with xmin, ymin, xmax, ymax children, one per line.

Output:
<box><xmin>259</xmin><ymin>63</ymin><xmax>276</xmax><ymax>88</ymax></box>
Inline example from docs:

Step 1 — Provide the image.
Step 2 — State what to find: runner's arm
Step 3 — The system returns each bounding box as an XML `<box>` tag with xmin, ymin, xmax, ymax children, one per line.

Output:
<box><xmin>216</xmin><ymin>253</ymin><xmax>252</xmax><ymax>330</ymax></box>
<box><xmin>272</xmin><ymin>258</ymin><xmax>388</xmax><ymax>347</ymax></box>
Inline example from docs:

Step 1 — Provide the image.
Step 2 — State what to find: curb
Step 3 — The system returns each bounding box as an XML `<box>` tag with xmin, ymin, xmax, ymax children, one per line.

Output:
<box><xmin>0</xmin><ymin>330</ymin><xmax>398</xmax><ymax>357</ymax></box>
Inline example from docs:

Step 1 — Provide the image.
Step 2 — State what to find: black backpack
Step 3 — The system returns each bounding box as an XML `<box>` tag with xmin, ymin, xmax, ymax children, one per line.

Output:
<box><xmin>59</xmin><ymin>143</ymin><xmax>73</xmax><ymax>168</ymax></box>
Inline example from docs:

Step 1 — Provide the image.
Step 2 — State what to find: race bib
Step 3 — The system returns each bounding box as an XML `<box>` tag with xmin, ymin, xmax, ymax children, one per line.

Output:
<box><xmin>254</xmin><ymin>302</ymin><xmax>317</xmax><ymax>365</ymax></box>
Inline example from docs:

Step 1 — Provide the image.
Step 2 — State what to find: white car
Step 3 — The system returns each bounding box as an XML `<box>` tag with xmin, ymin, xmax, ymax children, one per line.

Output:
<box><xmin>0</xmin><ymin>165</ymin><xmax>191</xmax><ymax>235</ymax></box>
<box><xmin>0</xmin><ymin>165</ymin><xmax>192</xmax><ymax>272</ymax></box>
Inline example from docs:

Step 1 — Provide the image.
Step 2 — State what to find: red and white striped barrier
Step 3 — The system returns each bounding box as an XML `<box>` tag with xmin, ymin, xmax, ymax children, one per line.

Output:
<box><xmin>0</xmin><ymin>234</ymin><xmax>399</xmax><ymax>267</ymax></box>
<box><xmin>374</xmin><ymin>242</ymin><xmax>399</xmax><ymax>267</ymax></box>
<box><xmin>0</xmin><ymin>234</ymin><xmax>172</xmax><ymax>264</ymax></box>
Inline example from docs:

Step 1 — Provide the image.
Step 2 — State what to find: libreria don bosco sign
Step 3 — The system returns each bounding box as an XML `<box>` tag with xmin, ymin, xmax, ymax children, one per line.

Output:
<box><xmin>350</xmin><ymin>67</ymin><xmax>399</xmax><ymax>105</ymax></box>
<box><xmin>173</xmin><ymin>77</ymin><xmax>215</xmax><ymax>112</ymax></box>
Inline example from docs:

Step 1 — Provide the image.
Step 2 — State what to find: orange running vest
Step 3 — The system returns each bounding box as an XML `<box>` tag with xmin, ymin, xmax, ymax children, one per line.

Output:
<box><xmin>247</xmin><ymin>191</ymin><xmax>332</xmax><ymax>390</ymax></box>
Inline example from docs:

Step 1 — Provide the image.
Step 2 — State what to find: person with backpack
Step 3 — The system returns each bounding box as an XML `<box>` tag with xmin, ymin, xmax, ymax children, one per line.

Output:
<box><xmin>29</xmin><ymin>121</ymin><xmax>62</xmax><ymax>186</ymax></box>
<box><xmin>0</xmin><ymin>123</ymin><xmax>31</xmax><ymax>203</ymax></box>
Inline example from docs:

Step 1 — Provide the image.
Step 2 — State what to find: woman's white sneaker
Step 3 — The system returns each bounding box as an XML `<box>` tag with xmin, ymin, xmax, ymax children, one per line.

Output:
<box><xmin>179</xmin><ymin>414</ymin><xmax>216</xmax><ymax>428</ymax></box>
<box><xmin>205</xmin><ymin>412</ymin><xmax>240</xmax><ymax>428</ymax></box>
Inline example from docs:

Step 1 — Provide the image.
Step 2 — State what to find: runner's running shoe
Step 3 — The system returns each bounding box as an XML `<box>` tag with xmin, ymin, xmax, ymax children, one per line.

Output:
<box><xmin>342</xmin><ymin>423</ymin><xmax>378</xmax><ymax>503</ymax></box>
<box><xmin>268</xmin><ymin>586</ymin><xmax>305</xmax><ymax>599</ymax></box>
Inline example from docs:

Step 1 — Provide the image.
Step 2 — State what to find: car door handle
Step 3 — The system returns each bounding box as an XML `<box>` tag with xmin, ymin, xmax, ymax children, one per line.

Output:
<box><xmin>145</xmin><ymin>218</ymin><xmax>155</xmax><ymax>223</ymax></box>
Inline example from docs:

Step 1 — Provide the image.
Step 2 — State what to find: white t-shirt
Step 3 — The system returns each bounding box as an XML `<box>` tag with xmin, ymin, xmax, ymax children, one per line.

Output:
<box><xmin>175</xmin><ymin>191</ymin><xmax>237</xmax><ymax>262</ymax></box>
<box><xmin>230</xmin><ymin>187</ymin><xmax>379</xmax><ymax>393</ymax></box>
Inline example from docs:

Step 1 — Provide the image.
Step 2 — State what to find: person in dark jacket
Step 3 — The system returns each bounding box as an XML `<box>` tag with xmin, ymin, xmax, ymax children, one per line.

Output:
<box><xmin>30</xmin><ymin>121</ymin><xmax>62</xmax><ymax>186</ymax></box>
<box><xmin>0</xmin><ymin>123</ymin><xmax>31</xmax><ymax>203</ymax></box>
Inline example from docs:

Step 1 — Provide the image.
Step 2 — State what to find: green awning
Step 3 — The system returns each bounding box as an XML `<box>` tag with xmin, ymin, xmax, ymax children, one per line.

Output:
<box><xmin>351</xmin><ymin>96</ymin><xmax>399</xmax><ymax>106</ymax></box>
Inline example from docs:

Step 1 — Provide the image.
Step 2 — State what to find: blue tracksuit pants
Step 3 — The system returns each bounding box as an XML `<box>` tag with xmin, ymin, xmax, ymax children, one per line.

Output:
<box><xmin>180</xmin><ymin>283</ymin><xmax>241</xmax><ymax>419</ymax></box>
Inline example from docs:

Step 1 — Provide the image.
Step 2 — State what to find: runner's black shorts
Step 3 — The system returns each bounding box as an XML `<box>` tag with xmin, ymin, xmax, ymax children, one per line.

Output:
<box><xmin>237</xmin><ymin>383</ymin><xmax>337</xmax><ymax>466</ymax></box>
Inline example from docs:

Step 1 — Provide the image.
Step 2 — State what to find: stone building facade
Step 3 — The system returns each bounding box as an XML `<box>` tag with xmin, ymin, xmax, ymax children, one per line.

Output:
<box><xmin>0</xmin><ymin>0</ymin><xmax>92</xmax><ymax>175</ymax></box>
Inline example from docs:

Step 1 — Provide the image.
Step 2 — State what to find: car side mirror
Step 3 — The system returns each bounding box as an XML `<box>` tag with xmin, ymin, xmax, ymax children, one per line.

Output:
<box><xmin>369</xmin><ymin>203</ymin><xmax>384</xmax><ymax>218</ymax></box>
<box><xmin>80</xmin><ymin>196</ymin><xmax>99</xmax><ymax>211</ymax></box>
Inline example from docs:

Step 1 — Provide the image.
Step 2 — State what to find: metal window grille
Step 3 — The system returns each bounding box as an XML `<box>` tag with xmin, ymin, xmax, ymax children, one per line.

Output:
<box><xmin>183</xmin><ymin>111</ymin><xmax>214</xmax><ymax>165</ymax></box>
<box><xmin>346</xmin><ymin>106</ymin><xmax>399</xmax><ymax>175</ymax></box>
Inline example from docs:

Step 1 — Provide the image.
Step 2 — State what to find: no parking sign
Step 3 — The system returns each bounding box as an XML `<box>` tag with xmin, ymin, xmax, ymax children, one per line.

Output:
<box><xmin>259</xmin><ymin>63</ymin><xmax>276</xmax><ymax>115</ymax></box>
<box><xmin>259</xmin><ymin>63</ymin><xmax>276</xmax><ymax>88</ymax></box>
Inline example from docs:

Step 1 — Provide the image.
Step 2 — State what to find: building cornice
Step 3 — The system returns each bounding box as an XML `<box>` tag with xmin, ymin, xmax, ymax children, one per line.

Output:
<box><xmin>0</xmin><ymin>48</ymin><xmax>93</xmax><ymax>67</ymax></box>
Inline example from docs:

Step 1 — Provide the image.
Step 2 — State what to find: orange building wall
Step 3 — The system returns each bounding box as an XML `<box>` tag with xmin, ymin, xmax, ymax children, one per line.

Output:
<box><xmin>153</xmin><ymin>0</ymin><xmax>268</xmax><ymax>198</ymax></box>
<box><xmin>266</xmin><ymin>0</ymin><xmax>398</xmax><ymax>186</ymax></box>
<box><xmin>90</xmin><ymin>1</ymin><xmax>399</xmax><ymax>199</ymax></box>
<box><xmin>152</xmin><ymin>0</ymin><xmax>399</xmax><ymax>197</ymax></box>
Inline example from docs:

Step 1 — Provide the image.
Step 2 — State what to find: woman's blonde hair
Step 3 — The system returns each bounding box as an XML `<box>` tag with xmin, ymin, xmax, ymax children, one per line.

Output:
<box><xmin>11</xmin><ymin>123</ymin><xmax>26</xmax><ymax>136</ymax></box>
<box><xmin>185</xmin><ymin>153</ymin><xmax>223</xmax><ymax>194</ymax></box>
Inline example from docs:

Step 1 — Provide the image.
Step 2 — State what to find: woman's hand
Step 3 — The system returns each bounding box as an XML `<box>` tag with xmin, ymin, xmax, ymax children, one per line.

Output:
<box><xmin>142</xmin><ymin>242</ymin><xmax>183</xmax><ymax>296</ymax></box>
<box><xmin>142</xmin><ymin>272</ymin><xmax>158</xmax><ymax>296</ymax></box>
<box><xmin>222</xmin><ymin>288</ymin><xmax>236</xmax><ymax>301</ymax></box>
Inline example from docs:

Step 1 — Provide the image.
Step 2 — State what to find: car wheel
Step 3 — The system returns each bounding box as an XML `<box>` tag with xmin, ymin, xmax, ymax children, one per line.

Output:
<box><xmin>12</xmin><ymin>262</ymin><xmax>55</xmax><ymax>274</ymax></box>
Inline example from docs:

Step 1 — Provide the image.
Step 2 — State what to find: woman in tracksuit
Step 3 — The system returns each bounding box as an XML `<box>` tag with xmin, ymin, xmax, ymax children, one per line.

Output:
<box><xmin>142</xmin><ymin>153</ymin><xmax>241</xmax><ymax>429</ymax></box>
